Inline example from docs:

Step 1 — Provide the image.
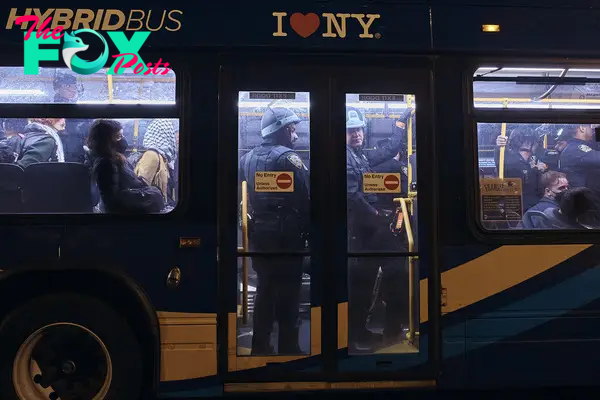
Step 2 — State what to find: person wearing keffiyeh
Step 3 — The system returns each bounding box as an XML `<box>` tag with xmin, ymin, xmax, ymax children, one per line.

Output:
<box><xmin>134</xmin><ymin>119</ymin><xmax>177</xmax><ymax>202</ymax></box>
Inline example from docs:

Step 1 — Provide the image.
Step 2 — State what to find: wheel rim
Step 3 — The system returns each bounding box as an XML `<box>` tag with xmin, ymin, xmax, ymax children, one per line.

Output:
<box><xmin>13</xmin><ymin>323</ymin><xmax>112</xmax><ymax>400</ymax></box>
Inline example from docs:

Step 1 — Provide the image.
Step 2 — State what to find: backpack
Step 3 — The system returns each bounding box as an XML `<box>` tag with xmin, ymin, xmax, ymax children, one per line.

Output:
<box><xmin>0</xmin><ymin>134</ymin><xmax>24</xmax><ymax>163</ymax></box>
<box><xmin>126</xmin><ymin>150</ymin><xmax>150</xmax><ymax>170</ymax></box>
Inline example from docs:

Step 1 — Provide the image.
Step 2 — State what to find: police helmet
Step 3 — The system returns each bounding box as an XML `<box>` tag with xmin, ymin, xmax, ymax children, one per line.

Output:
<box><xmin>53</xmin><ymin>70</ymin><xmax>77</xmax><ymax>89</ymax></box>
<box><xmin>346</xmin><ymin>109</ymin><xmax>366</xmax><ymax>129</ymax></box>
<box><xmin>260</xmin><ymin>107</ymin><xmax>301</xmax><ymax>138</ymax></box>
<box><xmin>555</xmin><ymin>125</ymin><xmax>576</xmax><ymax>142</ymax></box>
<box><xmin>507</xmin><ymin>126</ymin><xmax>537</xmax><ymax>153</ymax></box>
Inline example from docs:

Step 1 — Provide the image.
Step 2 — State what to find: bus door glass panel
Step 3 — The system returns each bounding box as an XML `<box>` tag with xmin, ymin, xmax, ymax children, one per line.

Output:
<box><xmin>345</xmin><ymin>92</ymin><xmax>420</xmax><ymax>356</ymax></box>
<box><xmin>237</xmin><ymin>90</ymin><xmax>311</xmax><ymax>357</ymax></box>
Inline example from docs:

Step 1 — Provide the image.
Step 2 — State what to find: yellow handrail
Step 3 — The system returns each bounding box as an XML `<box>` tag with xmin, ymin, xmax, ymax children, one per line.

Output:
<box><xmin>406</xmin><ymin>95</ymin><xmax>415</xmax><ymax>194</ymax></box>
<box><xmin>393</xmin><ymin>197</ymin><xmax>417</xmax><ymax>343</ymax></box>
<box><xmin>241</xmin><ymin>181</ymin><xmax>249</xmax><ymax>325</ymax></box>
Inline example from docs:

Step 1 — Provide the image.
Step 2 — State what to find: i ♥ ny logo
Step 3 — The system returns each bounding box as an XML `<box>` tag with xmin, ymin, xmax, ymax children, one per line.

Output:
<box><xmin>272</xmin><ymin>12</ymin><xmax>381</xmax><ymax>39</ymax></box>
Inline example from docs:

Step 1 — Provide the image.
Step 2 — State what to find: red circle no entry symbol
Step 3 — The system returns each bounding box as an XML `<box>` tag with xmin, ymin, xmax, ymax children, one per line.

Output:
<box><xmin>384</xmin><ymin>174</ymin><xmax>400</xmax><ymax>191</ymax></box>
<box><xmin>276</xmin><ymin>173</ymin><xmax>293</xmax><ymax>189</ymax></box>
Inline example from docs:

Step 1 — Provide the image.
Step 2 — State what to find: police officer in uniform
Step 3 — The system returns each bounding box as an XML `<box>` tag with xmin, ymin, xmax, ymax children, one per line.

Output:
<box><xmin>239</xmin><ymin>106</ymin><xmax>310</xmax><ymax>355</ymax></box>
<box><xmin>346</xmin><ymin>107</ymin><xmax>411</xmax><ymax>352</ymax></box>
<box><xmin>559</xmin><ymin>124</ymin><xmax>600</xmax><ymax>195</ymax></box>
<box><xmin>495</xmin><ymin>127</ymin><xmax>546</xmax><ymax>211</ymax></box>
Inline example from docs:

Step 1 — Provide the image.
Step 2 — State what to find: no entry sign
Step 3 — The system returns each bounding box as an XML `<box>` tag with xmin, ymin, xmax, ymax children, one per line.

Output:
<box><xmin>362</xmin><ymin>173</ymin><xmax>402</xmax><ymax>193</ymax></box>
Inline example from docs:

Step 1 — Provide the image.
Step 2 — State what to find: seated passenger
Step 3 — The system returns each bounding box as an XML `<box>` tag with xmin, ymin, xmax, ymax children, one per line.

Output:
<box><xmin>521</xmin><ymin>171</ymin><xmax>569</xmax><ymax>229</ymax></box>
<box><xmin>540</xmin><ymin>187</ymin><xmax>600</xmax><ymax>229</ymax></box>
<box><xmin>88</xmin><ymin>119</ymin><xmax>164</xmax><ymax>214</ymax></box>
<box><xmin>134</xmin><ymin>119</ymin><xmax>177</xmax><ymax>205</ymax></box>
<box><xmin>17</xmin><ymin>118</ymin><xmax>66</xmax><ymax>169</ymax></box>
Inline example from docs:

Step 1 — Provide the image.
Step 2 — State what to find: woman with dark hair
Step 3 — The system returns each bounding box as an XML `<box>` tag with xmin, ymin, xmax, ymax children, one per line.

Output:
<box><xmin>88</xmin><ymin>119</ymin><xmax>164</xmax><ymax>214</ymax></box>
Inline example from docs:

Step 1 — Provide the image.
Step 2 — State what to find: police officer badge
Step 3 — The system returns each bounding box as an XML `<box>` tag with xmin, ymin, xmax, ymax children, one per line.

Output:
<box><xmin>287</xmin><ymin>153</ymin><xmax>306</xmax><ymax>170</ymax></box>
<box><xmin>579</xmin><ymin>144</ymin><xmax>592</xmax><ymax>153</ymax></box>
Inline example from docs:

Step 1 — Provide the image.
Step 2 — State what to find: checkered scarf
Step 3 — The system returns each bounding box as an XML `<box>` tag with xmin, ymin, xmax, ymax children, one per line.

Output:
<box><xmin>143</xmin><ymin>119</ymin><xmax>177</xmax><ymax>169</ymax></box>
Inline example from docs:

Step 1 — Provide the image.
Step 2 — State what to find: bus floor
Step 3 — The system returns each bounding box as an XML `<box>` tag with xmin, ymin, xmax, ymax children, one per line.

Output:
<box><xmin>236</xmin><ymin>316</ymin><xmax>312</xmax><ymax>355</ymax></box>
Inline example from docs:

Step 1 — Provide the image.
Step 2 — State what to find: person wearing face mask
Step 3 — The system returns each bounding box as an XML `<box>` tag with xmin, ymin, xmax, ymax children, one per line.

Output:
<box><xmin>16</xmin><ymin>118</ymin><xmax>67</xmax><ymax>169</ymax></box>
<box><xmin>88</xmin><ymin>119</ymin><xmax>164</xmax><ymax>214</ymax></box>
<box><xmin>238</xmin><ymin>106</ymin><xmax>310</xmax><ymax>355</ymax></box>
<box><xmin>558</xmin><ymin>124</ymin><xmax>600</xmax><ymax>195</ymax></box>
<box><xmin>521</xmin><ymin>171</ymin><xmax>569</xmax><ymax>229</ymax></box>
<box><xmin>345</xmin><ymin>107</ymin><xmax>412</xmax><ymax>353</ymax></box>
<box><xmin>495</xmin><ymin>127</ymin><xmax>546</xmax><ymax>211</ymax></box>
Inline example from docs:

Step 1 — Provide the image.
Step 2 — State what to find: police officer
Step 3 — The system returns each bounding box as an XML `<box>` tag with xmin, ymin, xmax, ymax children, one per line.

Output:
<box><xmin>239</xmin><ymin>106</ymin><xmax>310</xmax><ymax>355</ymax></box>
<box><xmin>346</xmin><ymin>107</ymin><xmax>411</xmax><ymax>352</ymax></box>
<box><xmin>537</xmin><ymin>125</ymin><xmax>574</xmax><ymax>171</ymax></box>
<box><xmin>495</xmin><ymin>127</ymin><xmax>547</xmax><ymax>211</ymax></box>
<box><xmin>53</xmin><ymin>71</ymin><xmax>90</xmax><ymax>163</ymax></box>
<box><xmin>559</xmin><ymin>124</ymin><xmax>600</xmax><ymax>195</ymax></box>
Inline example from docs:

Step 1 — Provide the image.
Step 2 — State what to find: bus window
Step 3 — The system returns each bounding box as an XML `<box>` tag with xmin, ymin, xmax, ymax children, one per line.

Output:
<box><xmin>0</xmin><ymin>67</ymin><xmax>175</xmax><ymax>104</ymax></box>
<box><xmin>0</xmin><ymin>65</ymin><xmax>178</xmax><ymax>215</ymax></box>
<box><xmin>236</xmin><ymin>91</ymin><xmax>310</xmax><ymax>356</ymax></box>
<box><xmin>0</xmin><ymin>117</ymin><xmax>179</xmax><ymax>214</ymax></box>
<box><xmin>345</xmin><ymin>93</ymin><xmax>418</xmax><ymax>355</ymax></box>
<box><xmin>474</xmin><ymin>66</ymin><xmax>600</xmax><ymax>230</ymax></box>
<box><xmin>473</xmin><ymin>67</ymin><xmax>600</xmax><ymax>110</ymax></box>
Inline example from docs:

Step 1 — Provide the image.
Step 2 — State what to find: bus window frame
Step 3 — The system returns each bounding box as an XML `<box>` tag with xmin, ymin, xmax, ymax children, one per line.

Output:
<box><xmin>466</xmin><ymin>59</ymin><xmax>600</xmax><ymax>243</ymax></box>
<box><xmin>0</xmin><ymin>52</ymin><xmax>188</xmax><ymax>223</ymax></box>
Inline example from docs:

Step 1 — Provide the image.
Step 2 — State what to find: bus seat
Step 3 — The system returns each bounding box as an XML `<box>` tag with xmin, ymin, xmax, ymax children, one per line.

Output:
<box><xmin>521</xmin><ymin>209</ymin><xmax>551</xmax><ymax>229</ymax></box>
<box><xmin>22</xmin><ymin>162</ymin><xmax>93</xmax><ymax>213</ymax></box>
<box><xmin>0</xmin><ymin>163</ymin><xmax>24</xmax><ymax>213</ymax></box>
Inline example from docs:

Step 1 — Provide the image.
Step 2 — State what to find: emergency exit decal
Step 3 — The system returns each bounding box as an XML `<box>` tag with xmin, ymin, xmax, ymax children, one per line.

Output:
<box><xmin>363</xmin><ymin>173</ymin><xmax>401</xmax><ymax>193</ymax></box>
<box><xmin>255</xmin><ymin>172</ymin><xmax>294</xmax><ymax>193</ymax></box>
<box><xmin>272</xmin><ymin>12</ymin><xmax>381</xmax><ymax>39</ymax></box>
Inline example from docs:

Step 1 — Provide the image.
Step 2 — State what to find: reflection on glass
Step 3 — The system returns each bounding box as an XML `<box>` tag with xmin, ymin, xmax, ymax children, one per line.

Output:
<box><xmin>236</xmin><ymin>90</ymin><xmax>311</xmax><ymax>356</ymax></box>
<box><xmin>345</xmin><ymin>93</ymin><xmax>418</xmax><ymax>253</ymax></box>
<box><xmin>477</xmin><ymin>122</ymin><xmax>600</xmax><ymax>230</ymax></box>
<box><xmin>0</xmin><ymin>117</ymin><xmax>179</xmax><ymax>214</ymax></box>
<box><xmin>473</xmin><ymin>66</ymin><xmax>600</xmax><ymax>110</ymax></box>
<box><xmin>0</xmin><ymin>67</ymin><xmax>176</xmax><ymax>104</ymax></box>
<box><xmin>347</xmin><ymin>256</ymin><xmax>418</xmax><ymax>355</ymax></box>
<box><xmin>236</xmin><ymin>256</ymin><xmax>311</xmax><ymax>356</ymax></box>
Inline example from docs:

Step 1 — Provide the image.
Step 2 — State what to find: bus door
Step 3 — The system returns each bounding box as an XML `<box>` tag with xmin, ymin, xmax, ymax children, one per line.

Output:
<box><xmin>331</xmin><ymin>67</ymin><xmax>437</xmax><ymax>383</ymax></box>
<box><xmin>218</xmin><ymin>61</ymin><xmax>438</xmax><ymax>390</ymax></box>
<box><xmin>218</xmin><ymin>63</ymin><xmax>330</xmax><ymax>385</ymax></box>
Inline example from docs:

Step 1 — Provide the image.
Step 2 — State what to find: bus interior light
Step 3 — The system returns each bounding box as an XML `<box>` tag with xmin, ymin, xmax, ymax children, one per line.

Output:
<box><xmin>482</xmin><ymin>24</ymin><xmax>500</xmax><ymax>32</ymax></box>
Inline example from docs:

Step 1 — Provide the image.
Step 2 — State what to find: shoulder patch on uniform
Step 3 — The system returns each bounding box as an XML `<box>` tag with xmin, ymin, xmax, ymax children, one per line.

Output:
<box><xmin>579</xmin><ymin>144</ymin><xmax>592</xmax><ymax>153</ymax></box>
<box><xmin>286</xmin><ymin>153</ymin><xmax>304</xmax><ymax>169</ymax></box>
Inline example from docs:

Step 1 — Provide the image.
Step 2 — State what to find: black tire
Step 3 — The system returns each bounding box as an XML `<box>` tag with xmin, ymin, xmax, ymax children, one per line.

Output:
<box><xmin>0</xmin><ymin>292</ymin><xmax>144</xmax><ymax>400</ymax></box>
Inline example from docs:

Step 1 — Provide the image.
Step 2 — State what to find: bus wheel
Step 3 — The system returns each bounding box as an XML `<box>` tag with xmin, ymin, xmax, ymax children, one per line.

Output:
<box><xmin>0</xmin><ymin>293</ymin><xmax>143</xmax><ymax>400</ymax></box>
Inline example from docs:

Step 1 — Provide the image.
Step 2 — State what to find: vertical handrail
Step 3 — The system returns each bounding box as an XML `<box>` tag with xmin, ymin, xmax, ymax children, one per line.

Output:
<box><xmin>498</xmin><ymin>98</ymin><xmax>509</xmax><ymax>179</ymax></box>
<box><xmin>394</xmin><ymin>197</ymin><xmax>416</xmax><ymax>342</ymax></box>
<box><xmin>406</xmin><ymin>95</ymin><xmax>415</xmax><ymax>196</ymax></box>
<box><xmin>241</xmin><ymin>181</ymin><xmax>249</xmax><ymax>325</ymax></box>
<box><xmin>107</xmin><ymin>74</ymin><xmax>114</xmax><ymax>104</ymax></box>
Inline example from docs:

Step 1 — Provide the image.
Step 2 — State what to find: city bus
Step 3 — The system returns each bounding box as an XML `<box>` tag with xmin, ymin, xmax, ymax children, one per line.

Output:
<box><xmin>1</xmin><ymin>0</ymin><xmax>600</xmax><ymax>398</ymax></box>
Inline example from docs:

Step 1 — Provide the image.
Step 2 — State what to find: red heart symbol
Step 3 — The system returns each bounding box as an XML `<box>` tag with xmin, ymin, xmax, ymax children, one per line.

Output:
<box><xmin>290</xmin><ymin>13</ymin><xmax>320</xmax><ymax>38</ymax></box>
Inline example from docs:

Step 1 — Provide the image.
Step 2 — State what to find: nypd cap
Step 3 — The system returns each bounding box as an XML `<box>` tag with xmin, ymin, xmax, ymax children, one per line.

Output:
<box><xmin>346</xmin><ymin>109</ymin><xmax>366</xmax><ymax>129</ymax></box>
